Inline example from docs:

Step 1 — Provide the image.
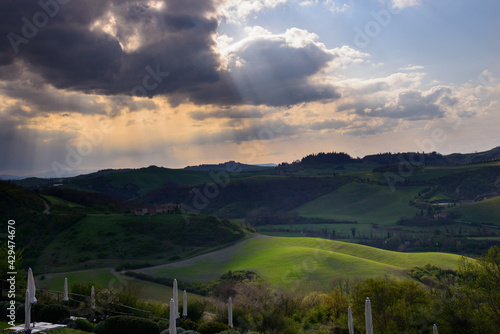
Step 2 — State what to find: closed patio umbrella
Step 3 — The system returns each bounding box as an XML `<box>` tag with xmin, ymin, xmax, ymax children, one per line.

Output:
<box><xmin>27</xmin><ymin>268</ymin><xmax>37</xmax><ymax>304</ymax></box>
<box><xmin>173</xmin><ymin>279</ymin><xmax>179</xmax><ymax>318</ymax></box>
<box><xmin>24</xmin><ymin>290</ymin><xmax>31</xmax><ymax>332</ymax></box>
<box><xmin>433</xmin><ymin>324</ymin><xmax>438</xmax><ymax>334</ymax></box>
<box><xmin>27</xmin><ymin>268</ymin><xmax>37</xmax><ymax>327</ymax></box>
<box><xmin>348</xmin><ymin>306</ymin><xmax>354</xmax><ymax>334</ymax></box>
<box><xmin>365</xmin><ymin>297</ymin><xmax>373</xmax><ymax>334</ymax></box>
<box><xmin>169</xmin><ymin>298</ymin><xmax>176</xmax><ymax>333</ymax></box>
<box><xmin>91</xmin><ymin>286</ymin><xmax>95</xmax><ymax>310</ymax></box>
<box><xmin>63</xmin><ymin>277</ymin><xmax>69</xmax><ymax>302</ymax></box>
<box><xmin>228</xmin><ymin>297</ymin><xmax>233</xmax><ymax>328</ymax></box>
<box><xmin>182</xmin><ymin>290</ymin><xmax>187</xmax><ymax>318</ymax></box>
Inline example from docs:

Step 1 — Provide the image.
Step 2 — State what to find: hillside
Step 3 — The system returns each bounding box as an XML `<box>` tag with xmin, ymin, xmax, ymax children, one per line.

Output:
<box><xmin>35</xmin><ymin>213</ymin><xmax>249</xmax><ymax>273</ymax></box>
<box><xmin>295</xmin><ymin>183</ymin><xmax>423</xmax><ymax>224</ymax></box>
<box><xmin>184</xmin><ymin>161</ymin><xmax>273</xmax><ymax>172</ymax></box>
<box><xmin>447</xmin><ymin>196</ymin><xmax>500</xmax><ymax>225</ymax></box>
<box><xmin>135</xmin><ymin>235</ymin><xmax>462</xmax><ymax>291</ymax></box>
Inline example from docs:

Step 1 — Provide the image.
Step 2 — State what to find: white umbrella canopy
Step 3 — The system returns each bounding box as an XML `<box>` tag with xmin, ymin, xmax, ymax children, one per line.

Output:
<box><xmin>365</xmin><ymin>297</ymin><xmax>373</xmax><ymax>334</ymax></box>
<box><xmin>169</xmin><ymin>298</ymin><xmax>176</xmax><ymax>334</ymax></box>
<box><xmin>228</xmin><ymin>297</ymin><xmax>233</xmax><ymax>328</ymax></box>
<box><xmin>63</xmin><ymin>277</ymin><xmax>69</xmax><ymax>302</ymax></box>
<box><xmin>182</xmin><ymin>290</ymin><xmax>187</xmax><ymax>318</ymax></box>
<box><xmin>173</xmin><ymin>279</ymin><xmax>179</xmax><ymax>318</ymax></box>
<box><xmin>348</xmin><ymin>306</ymin><xmax>354</xmax><ymax>334</ymax></box>
<box><xmin>433</xmin><ymin>324</ymin><xmax>438</xmax><ymax>334</ymax></box>
<box><xmin>24</xmin><ymin>290</ymin><xmax>31</xmax><ymax>331</ymax></box>
<box><xmin>27</xmin><ymin>268</ymin><xmax>37</xmax><ymax>304</ymax></box>
<box><xmin>91</xmin><ymin>286</ymin><xmax>96</xmax><ymax>310</ymax></box>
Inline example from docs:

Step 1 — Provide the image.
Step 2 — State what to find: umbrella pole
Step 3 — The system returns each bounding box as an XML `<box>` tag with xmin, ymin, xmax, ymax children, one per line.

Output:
<box><xmin>31</xmin><ymin>303</ymin><xmax>35</xmax><ymax>328</ymax></box>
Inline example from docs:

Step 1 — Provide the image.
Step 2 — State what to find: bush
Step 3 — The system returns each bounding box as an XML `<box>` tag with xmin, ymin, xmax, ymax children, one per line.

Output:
<box><xmin>38</xmin><ymin>304</ymin><xmax>70</xmax><ymax>323</ymax></box>
<box><xmin>101</xmin><ymin>315</ymin><xmax>160</xmax><ymax>334</ymax></box>
<box><xmin>75</xmin><ymin>318</ymin><xmax>94</xmax><ymax>332</ymax></box>
<box><xmin>157</xmin><ymin>320</ymin><xmax>169</xmax><ymax>332</ymax></box>
<box><xmin>197</xmin><ymin>321</ymin><xmax>230</xmax><ymax>334</ymax></box>
<box><xmin>161</xmin><ymin>329</ymin><xmax>201</xmax><ymax>334</ymax></box>
<box><xmin>0</xmin><ymin>300</ymin><xmax>24</xmax><ymax>321</ymax></box>
<box><xmin>178</xmin><ymin>318</ymin><xmax>198</xmax><ymax>331</ymax></box>
<box><xmin>94</xmin><ymin>321</ymin><xmax>105</xmax><ymax>334</ymax></box>
<box><xmin>15</xmin><ymin>303</ymin><xmax>25</xmax><ymax>321</ymax></box>
<box><xmin>187</xmin><ymin>300</ymin><xmax>205</xmax><ymax>323</ymax></box>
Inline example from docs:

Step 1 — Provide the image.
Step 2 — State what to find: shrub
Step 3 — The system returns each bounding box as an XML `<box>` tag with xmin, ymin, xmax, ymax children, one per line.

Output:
<box><xmin>15</xmin><ymin>303</ymin><xmax>25</xmax><ymax>321</ymax></box>
<box><xmin>187</xmin><ymin>300</ymin><xmax>205</xmax><ymax>323</ymax></box>
<box><xmin>197</xmin><ymin>321</ymin><xmax>230</xmax><ymax>334</ymax></box>
<box><xmin>101</xmin><ymin>315</ymin><xmax>160</xmax><ymax>334</ymax></box>
<box><xmin>178</xmin><ymin>318</ymin><xmax>198</xmax><ymax>331</ymax></box>
<box><xmin>161</xmin><ymin>329</ymin><xmax>201</xmax><ymax>334</ymax></box>
<box><xmin>38</xmin><ymin>304</ymin><xmax>70</xmax><ymax>323</ymax></box>
<box><xmin>75</xmin><ymin>318</ymin><xmax>94</xmax><ymax>332</ymax></box>
<box><xmin>157</xmin><ymin>320</ymin><xmax>169</xmax><ymax>332</ymax></box>
<box><xmin>0</xmin><ymin>300</ymin><xmax>24</xmax><ymax>320</ymax></box>
<box><xmin>94</xmin><ymin>321</ymin><xmax>105</xmax><ymax>334</ymax></box>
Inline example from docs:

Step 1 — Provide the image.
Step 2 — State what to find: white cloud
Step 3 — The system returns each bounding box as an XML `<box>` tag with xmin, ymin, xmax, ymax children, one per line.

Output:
<box><xmin>398</xmin><ymin>64</ymin><xmax>425</xmax><ymax>71</ymax></box>
<box><xmin>392</xmin><ymin>0</ymin><xmax>422</xmax><ymax>9</ymax></box>
<box><xmin>299</xmin><ymin>0</ymin><xmax>317</xmax><ymax>6</ymax></box>
<box><xmin>324</xmin><ymin>0</ymin><xmax>350</xmax><ymax>13</ymax></box>
<box><xmin>219</xmin><ymin>0</ymin><xmax>288</xmax><ymax>23</ymax></box>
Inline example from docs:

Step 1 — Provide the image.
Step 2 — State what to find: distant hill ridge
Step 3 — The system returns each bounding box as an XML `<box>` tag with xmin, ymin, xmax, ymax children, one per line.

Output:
<box><xmin>278</xmin><ymin>146</ymin><xmax>500</xmax><ymax>168</ymax></box>
<box><xmin>184</xmin><ymin>160</ymin><xmax>274</xmax><ymax>172</ymax></box>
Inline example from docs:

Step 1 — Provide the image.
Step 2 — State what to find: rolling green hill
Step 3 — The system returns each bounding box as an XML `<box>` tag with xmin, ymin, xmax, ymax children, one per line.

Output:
<box><xmin>448</xmin><ymin>196</ymin><xmax>500</xmax><ymax>225</ymax></box>
<box><xmin>137</xmin><ymin>236</ymin><xmax>462</xmax><ymax>292</ymax></box>
<box><xmin>35</xmin><ymin>213</ymin><xmax>248</xmax><ymax>273</ymax></box>
<box><xmin>295</xmin><ymin>183</ymin><xmax>423</xmax><ymax>224</ymax></box>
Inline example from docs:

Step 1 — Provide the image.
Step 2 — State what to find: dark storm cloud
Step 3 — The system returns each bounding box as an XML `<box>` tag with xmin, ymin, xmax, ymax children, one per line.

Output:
<box><xmin>0</xmin><ymin>0</ymin><xmax>220</xmax><ymax>96</ymax></box>
<box><xmin>0</xmin><ymin>0</ymin><xmax>340</xmax><ymax>108</ymax></box>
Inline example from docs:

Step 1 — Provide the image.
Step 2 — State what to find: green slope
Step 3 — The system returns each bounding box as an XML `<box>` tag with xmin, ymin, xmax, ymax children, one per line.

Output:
<box><xmin>138</xmin><ymin>236</ymin><xmax>462</xmax><ymax>291</ymax></box>
<box><xmin>448</xmin><ymin>196</ymin><xmax>500</xmax><ymax>225</ymax></box>
<box><xmin>65</xmin><ymin>166</ymin><xmax>218</xmax><ymax>199</ymax></box>
<box><xmin>36</xmin><ymin>269</ymin><xmax>201</xmax><ymax>303</ymax></box>
<box><xmin>36</xmin><ymin>214</ymin><xmax>247</xmax><ymax>273</ymax></box>
<box><xmin>295</xmin><ymin>183</ymin><xmax>423</xmax><ymax>224</ymax></box>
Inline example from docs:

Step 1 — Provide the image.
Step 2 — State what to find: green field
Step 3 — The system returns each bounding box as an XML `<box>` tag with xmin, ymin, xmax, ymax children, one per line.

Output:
<box><xmin>42</xmin><ymin>195</ymin><xmax>85</xmax><ymax>208</ymax></box>
<box><xmin>295</xmin><ymin>183</ymin><xmax>423</xmax><ymax>224</ymax></box>
<box><xmin>137</xmin><ymin>235</ymin><xmax>462</xmax><ymax>292</ymax></box>
<box><xmin>36</xmin><ymin>214</ymin><xmax>247</xmax><ymax>273</ymax></box>
<box><xmin>448</xmin><ymin>196</ymin><xmax>500</xmax><ymax>225</ymax></box>
<box><xmin>36</xmin><ymin>269</ymin><xmax>201</xmax><ymax>303</ymax></box>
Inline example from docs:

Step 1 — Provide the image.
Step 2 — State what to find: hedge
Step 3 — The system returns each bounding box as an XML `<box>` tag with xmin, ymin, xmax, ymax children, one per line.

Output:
<box><xmin>101</xmin><ymin>315</ymin><xmax>159</xmax><ymax>334</ymax></box>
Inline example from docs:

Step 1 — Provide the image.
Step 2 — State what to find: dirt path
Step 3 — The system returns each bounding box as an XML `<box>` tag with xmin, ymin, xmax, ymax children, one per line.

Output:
<box><xmin>40</xmin><ymin>197</ymin><xmax>50</xmax><ymax>214</ymax></box>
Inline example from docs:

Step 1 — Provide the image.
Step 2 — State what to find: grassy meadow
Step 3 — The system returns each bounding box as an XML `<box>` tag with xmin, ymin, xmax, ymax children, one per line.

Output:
<box><xmin>36</xmin><ymin>269</ymin><xmax>201</xmax><ymax>303</ymax></box>
<box><xmin>35</xmin><ymin>213</ymin><xmax>248</xmax><ymax>273</ymax></box>
<box><xmin>448</xmin><ymin>196</ymin><xmax>500</xmax><ymax>225</ymax></box>
<box><xmin>138</xmin><ymin>235</ymin><xmax>462</xmax><ymax>292</ymax></box>
<box><xmin>295</xmin><ymin>183</ymin><xmax>423</xmax><ymax>224</ymax></box>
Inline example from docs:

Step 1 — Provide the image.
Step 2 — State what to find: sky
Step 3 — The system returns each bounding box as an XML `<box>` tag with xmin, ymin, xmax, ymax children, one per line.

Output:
<box><xmin>1</xmin><ymin>0</ymin><xmax>499</xmax><ymax>177</ymax></box>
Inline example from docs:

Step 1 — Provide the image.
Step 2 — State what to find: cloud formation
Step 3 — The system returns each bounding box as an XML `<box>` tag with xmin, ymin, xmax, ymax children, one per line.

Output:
<box><xmin>0</xmin><ymin>0</ymin><xmax>342</xmax><ymax>109</ymax></box>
